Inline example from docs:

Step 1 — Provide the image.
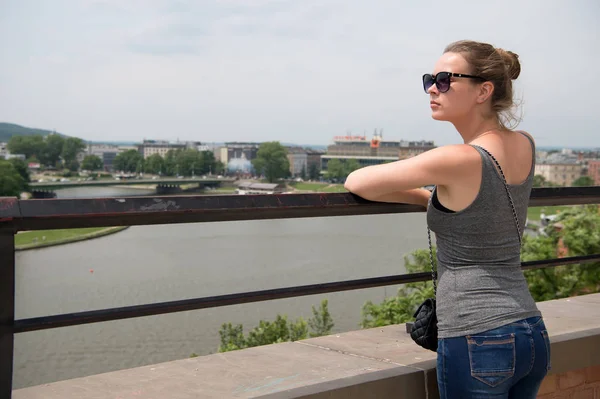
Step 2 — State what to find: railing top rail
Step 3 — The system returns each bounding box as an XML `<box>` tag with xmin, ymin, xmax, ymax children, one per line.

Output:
<box><xmin>0</xmin><ymin>186</ymin><xmax>599</xmax><ymax>232</ymax></box>
<box><xmin>0</xmin><ymin>187</ymin><xmax>600</xmax><ymax>231</ymax></box>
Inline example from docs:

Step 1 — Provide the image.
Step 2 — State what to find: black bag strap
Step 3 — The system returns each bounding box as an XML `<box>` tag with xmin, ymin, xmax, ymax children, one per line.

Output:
<box><xmin>427</xmin><ymin>145</ymin><xmax>523</xmax><ymax>296</ymax></box>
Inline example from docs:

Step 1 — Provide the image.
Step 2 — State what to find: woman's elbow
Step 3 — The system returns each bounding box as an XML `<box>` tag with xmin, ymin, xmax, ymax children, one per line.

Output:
<box><xmin>343</xmin><ymin>173</ymin><xmax>360</xmax><ymax>193</ymax></box>
<box><xmin>344</xmin><ymin>174</ymin><xmax>370</xmax><ymax>198</ymax></box>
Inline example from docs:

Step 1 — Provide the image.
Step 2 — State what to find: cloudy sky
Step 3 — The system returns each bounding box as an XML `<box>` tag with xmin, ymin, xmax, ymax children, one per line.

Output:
<box><xmin>0</xmin><ymin>0</ymin><xmax>598</xmax><ymax>147</ymax></box>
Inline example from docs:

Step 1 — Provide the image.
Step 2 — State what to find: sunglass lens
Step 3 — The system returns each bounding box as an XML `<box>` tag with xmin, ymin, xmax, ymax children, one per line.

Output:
<box><xmin>436</xmin><ymin>72</ymin><xmax>450</xmax><ymax>92</ymax></box>
<box><xmin>422</xmin><ymin>74</ymin><xmax>434</xmax><ymax>93</ymax></box>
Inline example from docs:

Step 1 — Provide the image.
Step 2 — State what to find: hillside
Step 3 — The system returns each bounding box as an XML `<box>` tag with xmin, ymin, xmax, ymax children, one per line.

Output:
<box><xmin>0</xmin><ymin>123</ymin><xmax>67</xmax><ymax>142</ymax></box>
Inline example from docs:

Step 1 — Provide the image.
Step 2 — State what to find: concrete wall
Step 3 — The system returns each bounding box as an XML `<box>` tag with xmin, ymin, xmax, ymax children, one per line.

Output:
<box><xmin>13</xmin><ymin>293</ymin><xmax>600</xmax><ymax>399</ymax></box>
<box><xmin>538</xmin><ymin>365</ymin><xmax>600</xmax><ymax>398</ymax></box>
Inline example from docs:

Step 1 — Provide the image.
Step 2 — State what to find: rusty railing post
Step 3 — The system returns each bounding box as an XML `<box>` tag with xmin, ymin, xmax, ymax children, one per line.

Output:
<box><xmin>0</xmin><ymin>226</ymin><xmax>15</xmax><ymax>398</ymax></box>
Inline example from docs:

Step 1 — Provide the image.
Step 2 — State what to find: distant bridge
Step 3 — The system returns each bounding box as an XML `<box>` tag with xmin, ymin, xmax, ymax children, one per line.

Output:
<box><xmin>29</xmin><ymin>178</ymin><xmax>236</xmax><ymax>198</ymax></box>
<box><xmin>30</xmin><ymin>178</ymin><xmax>235</xmax><ymax>190</ymax></box>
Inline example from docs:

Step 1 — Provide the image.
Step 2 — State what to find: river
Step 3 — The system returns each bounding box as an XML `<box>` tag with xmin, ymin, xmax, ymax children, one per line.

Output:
<box><xmin>13</xmin><ymin>187</ymin><xmax>429</xmax><ymax>389</ymax></box>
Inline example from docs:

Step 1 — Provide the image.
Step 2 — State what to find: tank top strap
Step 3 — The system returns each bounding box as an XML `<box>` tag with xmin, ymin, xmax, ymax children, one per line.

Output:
<box><xmin>468</xmin><ymin>144</ymin><xmax>498</xmax><ymax>178</ymax></box>
<box><xmin>515</xmin><ymin>131</ymin><xmax>536</xmax><ymax>177</ymax></box>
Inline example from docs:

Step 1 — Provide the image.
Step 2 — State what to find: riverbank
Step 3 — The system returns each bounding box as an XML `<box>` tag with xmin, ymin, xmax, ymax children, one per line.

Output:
<box><xmin>287</xmin><ymin>182</ymin><xmax>347</xmax><ymax>193</ymax></box>
<box><xmin>15</xmin><ymin>226</ymin><xmax>129</xmax><ymax>251</ymax></box>
<box><xmin>527</xmin><ymin>205</ymin><xmax>572</xmax><ymax>221</ymax></box>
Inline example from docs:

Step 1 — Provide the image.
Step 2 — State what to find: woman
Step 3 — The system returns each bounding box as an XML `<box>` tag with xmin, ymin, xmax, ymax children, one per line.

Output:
<box><xmin>344</xmin><ymin>40</ymin><xmax>551</xmax><ymax>398</ymax></box>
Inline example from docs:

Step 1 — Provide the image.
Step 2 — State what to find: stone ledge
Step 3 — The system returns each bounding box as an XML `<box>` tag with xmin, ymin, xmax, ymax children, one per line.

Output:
<box><xmin>13</xmin><ymin>293</ymin><xmax>600</xmax><ymax>399</ymax></box>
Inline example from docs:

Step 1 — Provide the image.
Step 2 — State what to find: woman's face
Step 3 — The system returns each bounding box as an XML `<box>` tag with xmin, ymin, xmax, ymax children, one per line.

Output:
<box><xmin>427</xmin><ymin>52</ymin><xmax>482</xmax><ymax>123</ymax></box>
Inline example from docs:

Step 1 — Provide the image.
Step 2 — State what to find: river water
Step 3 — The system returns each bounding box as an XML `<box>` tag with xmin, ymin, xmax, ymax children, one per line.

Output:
<box><xmin>13</xmin><ymin>187</ymin><xmax>429</xmax><ymax>389</ymax></box>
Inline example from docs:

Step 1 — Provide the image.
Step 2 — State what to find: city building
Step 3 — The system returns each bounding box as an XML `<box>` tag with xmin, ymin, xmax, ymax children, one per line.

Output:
<box><xmin>186</xmin><ymin>141</ymin><xmax>212</xmax><ymax>152</ymax></box>
<box><xmin>234</xmin><ymin>181</ymin><xmax>286</xmax><ymax>195</ymax></box>
<box><xmin>588</xmin><ymin>160</ymin><xmax>600</xmax><ymax>185</ymax></box>
<box><xmin>0</xmin><ymin>142</ymin><xmax>27</xmax><ymax>161</ymax></box>
<box><xmin>0</xmin><ymin>142</ymin><xmax>8</xmax><ymax>159</ymax></box>
<box><xmin>306</xmin><ymin>149</ymin><xmax>324</xmax><ymax>176</ymax></box>
<box><xmin>137</xmin><ymin>140</ymin><xmax>187</xmax><ymax>159</ymax></box>
<box><xmin>321</xmin><ymin>131</ymin><xmax>436</xmax><ymax>171</ymax></box>
<box><xmin>219</xmin><ymin>142</ymin><xmax>261</xmax><ymax>165</ymax></box>
<box><xmin>286</xmin><ymin>147</ymin><xmax>308</xmax><ymax>177</ymax></box>
<box><xmin>397</xmin><ymin>140</ymin><xmax>437</xmax><ymax>159</ymax></box>
<box><xmin>84</xmin><ymin>144</ymin><xmax>122</xmax><ymax>171</ymax></box>
<box><xmin>535</xmin><ymin>162</ymin><xmax>583</xmax><ymax>186</ymax></box>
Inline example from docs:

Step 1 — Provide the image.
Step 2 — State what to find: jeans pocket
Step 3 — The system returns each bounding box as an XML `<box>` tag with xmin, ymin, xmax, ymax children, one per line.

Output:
<box><xmin>541</xmin><ymin>330</ymin><xmax>552</xmax><ymax>371</ymax></box>
<box><xmin>467</xmin><ymin>333</ymin><xmax>516</xmax><ymax>387</ymax></box>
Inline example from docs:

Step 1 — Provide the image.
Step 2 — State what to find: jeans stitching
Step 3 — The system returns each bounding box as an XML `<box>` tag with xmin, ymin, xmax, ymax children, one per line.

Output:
<box><xmin>442</xmin><ymin>339</ymin><xmax>447</xmax><ymax>399</ymax></box>
<box><xmin>527</xmin><ymin>334</ymin><xmax>535</xmax><ymax>375</ymax></box>
<box><xmin>468</xmin><ymin>334</ymin><xmax>516</xmax><ymax>387</ymax></box>
<box><xmin>541</xmin><ymin>330</ymin><xmax>552</xmax><ymax>371</ymax></box>
<box><xmin>529</xmin><ymin>317</ymin><xmax>544</xmax><ymax>328</ymax></box>
<box><xmin>467</xmin><ymin>337</ymin><xmax>514</xmax><ymax>346</ymax></box>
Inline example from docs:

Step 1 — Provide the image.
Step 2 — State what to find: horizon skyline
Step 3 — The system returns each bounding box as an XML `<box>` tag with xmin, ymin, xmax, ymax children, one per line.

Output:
<box><xmin>3</xmin><ymin>120</ymin><xmax>600</xmax><ymax>151</ymax></box>
<box><xmin>1</xmin><ymin>1</ymin><xmax>598</xmax><ymax>147</ymax></box>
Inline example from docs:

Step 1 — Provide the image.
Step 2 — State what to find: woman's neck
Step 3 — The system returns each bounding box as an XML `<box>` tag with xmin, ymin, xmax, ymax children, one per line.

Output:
<box><xmin>453</xmin><ymin>116</ymin><xmax>500</xmax><ymax>144</ymax></box>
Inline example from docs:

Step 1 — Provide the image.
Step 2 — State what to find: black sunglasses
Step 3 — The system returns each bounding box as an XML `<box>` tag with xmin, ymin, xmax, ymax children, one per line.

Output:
<box><xmin>422</xmin><ymin>72</ymin><xmax>486</xmax><ymax>93</ymax></box>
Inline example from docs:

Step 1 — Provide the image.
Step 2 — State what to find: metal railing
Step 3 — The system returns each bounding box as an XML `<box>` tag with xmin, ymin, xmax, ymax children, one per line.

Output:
<box><xmin>1</xmin><ymin>186</ymin><xmax>600</xmax><ymax>397</ymax></box>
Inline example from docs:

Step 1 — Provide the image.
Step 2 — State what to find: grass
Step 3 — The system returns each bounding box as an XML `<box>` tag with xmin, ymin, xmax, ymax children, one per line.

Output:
<box><xmin>15</xmin><ymin>227</ymin><xmax>127</xmax><ymax>250</ymax></box>
<box><xmin>291</xmin><ymin>182</ymin><xmax>329</xmax><ymax>191</ymax></box>
<box><xmin>527</xmin><ymin>205</ymin><xmax>573</xmax><ymax>221</ymax></box>
<box><xmin>290</xmin><ymin>182</ymin><xmax>347</xmax><ymax>192</ymax></box>
<box><xmin>211</xmin><ymin>187</ymin><xmax>237</xmax><ymax>193</ymax></box>
<box><xmin>321</xmin><ymin>184</ymin><xmax>347</xmax><ymax>193</ymax></box>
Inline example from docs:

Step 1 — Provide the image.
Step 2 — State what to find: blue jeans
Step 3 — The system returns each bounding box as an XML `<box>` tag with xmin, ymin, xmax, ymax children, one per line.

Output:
<box><xmin>436</xmin><ymin>316</ymin><xmax>551</xmax><ymax>398</ymax></box>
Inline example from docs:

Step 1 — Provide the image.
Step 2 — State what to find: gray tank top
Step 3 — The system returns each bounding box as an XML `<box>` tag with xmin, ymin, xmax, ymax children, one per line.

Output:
<box><xmin>427</xmin><ymin>132</ymin><xmax>541</xmax><ymax>338</ymax></box>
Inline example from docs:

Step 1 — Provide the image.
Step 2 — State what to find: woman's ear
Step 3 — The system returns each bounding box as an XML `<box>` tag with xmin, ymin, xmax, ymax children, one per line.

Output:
<box><xmin>477</xmin><ymin>82</ymin><xmax>494</xmax><ymax>104</ymax></box>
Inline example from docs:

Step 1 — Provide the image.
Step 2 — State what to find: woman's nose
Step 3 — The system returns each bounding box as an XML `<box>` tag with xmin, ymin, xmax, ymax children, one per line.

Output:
<box><xmin>427</xmin><ymin>83</ymin><xmax>438</xmax><ymax>95</ymax></box>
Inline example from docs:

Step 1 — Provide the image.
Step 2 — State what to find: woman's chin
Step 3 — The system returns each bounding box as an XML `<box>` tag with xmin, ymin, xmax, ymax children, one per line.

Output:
<box><xmin>431</xmin><ymin>110</ymin><xmax>446</xmax><ymax>121</ymax></box>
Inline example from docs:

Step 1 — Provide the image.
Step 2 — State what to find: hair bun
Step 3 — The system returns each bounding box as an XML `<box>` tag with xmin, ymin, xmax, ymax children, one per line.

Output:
<box><xmin>496</xmin><ymin>48</ymin><xmax>521</xmax><ymax>80</ymax></box>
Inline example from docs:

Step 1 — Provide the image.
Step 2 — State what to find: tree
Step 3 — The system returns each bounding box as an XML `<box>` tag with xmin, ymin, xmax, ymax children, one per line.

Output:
<box><xmin>308</xmin><ymin>164</ymin><xmax>320</xmax><ymax>180</ymax></box>
<box><xmin>65</xmin><ymin>159</ymin><xmax>80</xmax><ymax>172</ymax></box>
<box><xmin>218</xmin><ymin>323</ymin><xmax>247</xmax><ymax>352</ymax></box>
<box><xmin>533</xmin><ymin>174</ymin><xmax>558</xmax><ymax>188</ymax></box>
<box><xmin>43</xmin><ymin>134</ymin><xmax>65</xmax><ymax>166</ymax></box>
<box><xmin>199</xmin><ymin>151</ymin><xmax>217</xmax><ymax>175</ymax></box>
<box><xmin>7</xmin><ymin>135</ymin><xmax>46</xmax><ymax>160</ymax></box>
<box><xmin>252</xmin><ymin>142</ymin><xmax>290</xmax><ymax>183</ymax></box>
<box><xmin>300</xmin><ymin>165</ymin><xmax>307</xmax><ymax>180</ymax></box>
<box><xmin>572</xmin><ymin>176</ymin><xmax>595</xmax><ymax>187</ymax></box>
<box><xmin>218</xmin><ymin>315</ymin><xmax>308</xmax><ymax>353</ymax></box>
<box><xmin>145</xmin><ymin>154</ymin><xmax>165</xmax><ymax>175</ymax></box>
<box><xmin>213</xmin><ymin>161</ymin><xmax>226</xmax><ymax>175</ymax></box>
<box><xmin>325</xmin><ymin>159</ymin><xmax>345</xmax><ymax>181</ymax></box>
<box><xmin>361</xmin><ymin>248</ymin><xmax>436</xmax><ymax>328</ymax></box>
<box><xmin>217</xmin><ymin>300</ymin><xmax>334</xmax><ymax>353</ymax></box>
<box><xmin>0</xmin><ymin>160</ymin><xmax>27</xmax><ymax>197</ymax></box>
<box><xmin>175</xmin><ymin>149</ymin><xmax>203</xmax><ymax>176</ymax></box>
<box><xmin>522</xmin><ymin>205</ymin><xmax>600</xmax><ymax>300</ymax></box>
<box><xmin>308</xmin><ymin>299</ymin><xmax>334</xmax><ymax>337</ymax></box>
<box><xmin>164</xmin><ymin>150</ymin><xmax>178</xmax><ymax>176</ymax></box>
<box><xmin>113</xmin><ymin>150</ymin><xmax>144</xmax><ymax>173</ymax></box>
<box><xmin>345</xmin><ymin>159</ymin><xmax>361</xmax><ymax>176</ymax></box>
<box><xmin>325</xmin><ymin>159</ymin><xmax>361</xmax><ymax>182</ymax></box>
<box><xmin>61</xmin><ymin>137</ymin><xmax>86</xmax><ymax>165</ymax></box>
<box><xmin>81</xmin><ymin>155</ymin><xmax>104</xmax><ymax>171</ymax></box>
<box><xmin>533</xmin><ymin>175</ymin><xmax>546</xmax><ymax>188</ymax></box>
<box><xmin>8</xmin><ymin>158</ymin><xmax>30</xmax><ymax>184</ymax></box>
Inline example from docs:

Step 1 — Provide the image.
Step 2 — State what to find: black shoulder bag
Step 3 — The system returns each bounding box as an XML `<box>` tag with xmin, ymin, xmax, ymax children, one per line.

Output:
<box><xmin>409</xmin><ymin>146</ymin><xmax>523</xmax><ymax>352</ymax></box>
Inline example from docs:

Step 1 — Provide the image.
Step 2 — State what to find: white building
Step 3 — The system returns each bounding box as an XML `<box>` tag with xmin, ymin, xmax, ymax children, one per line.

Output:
<box><xmin>137</xmin><ymin>140</ymin><xmax>187</xmax><ymax>159</ymax></box>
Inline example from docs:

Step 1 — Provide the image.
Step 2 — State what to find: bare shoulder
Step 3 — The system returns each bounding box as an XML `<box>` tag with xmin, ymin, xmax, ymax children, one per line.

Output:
<box><xmin>425</xmin><ymin>144</ymin><xmax>482</xmax><ymax>166</ymax></box>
